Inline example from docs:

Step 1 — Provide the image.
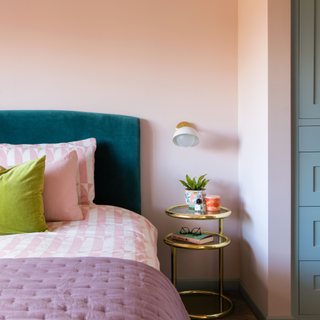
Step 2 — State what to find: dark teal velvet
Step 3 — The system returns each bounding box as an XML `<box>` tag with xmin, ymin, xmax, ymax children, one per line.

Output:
<box><xmin>0</xmin><ymin>110</ymin><xmax>141</xmax><ymax>215</ymax></box>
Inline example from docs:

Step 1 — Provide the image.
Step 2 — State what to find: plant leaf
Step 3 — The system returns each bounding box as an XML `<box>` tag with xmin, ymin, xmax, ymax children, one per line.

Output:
<box><xmin>179</xmin><ymin>180</ymin><xmax>189</xmax><ymax>189</ymax></box>
<box><xmin>183</xmin><ymin>174</ymin><xmax>210</xmax><ymax>190</ymax></box>
<box><xmin>197</xmin><ymin>174</ymin><xmax>207</xmax><ymax>186</ymax></box>
<box><xmin>190</xmin><ymin>177</ymin><xmax>196</xmax><ymax>190</ymax></box>
<box><xmin>201</xmin><ymin>179</ymin><xmax>209</xmax><ymax>189</ymax></box>
<box><xmin>186</xmin><ymin>175</ymin><xmax>193</xmax><ymax>188</ymax></box>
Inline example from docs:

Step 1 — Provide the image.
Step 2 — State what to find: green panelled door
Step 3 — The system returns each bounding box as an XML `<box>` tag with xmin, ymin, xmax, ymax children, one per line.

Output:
<box><xmin>299</xmin><ymin>0</ymin><xmax>320</xmax><ymax>317</ymax></box>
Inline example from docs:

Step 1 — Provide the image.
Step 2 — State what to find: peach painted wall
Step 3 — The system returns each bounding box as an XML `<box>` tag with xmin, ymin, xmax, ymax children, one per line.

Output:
<box><xmin>0</xmin><ymin>1</ymin><xmax>240</xmax><ymax>281</ymax></box>
<box><xmin>238</xmin><ymin>0</ymin><xmax>291</xmax><ymax>317</ymax></box>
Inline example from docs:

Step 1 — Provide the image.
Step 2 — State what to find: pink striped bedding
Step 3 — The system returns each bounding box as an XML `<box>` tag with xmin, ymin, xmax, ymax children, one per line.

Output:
<box><xmin>0</xmin><ymin>205</ymin><xmax>159</xmax><ymax>270</ymax></box>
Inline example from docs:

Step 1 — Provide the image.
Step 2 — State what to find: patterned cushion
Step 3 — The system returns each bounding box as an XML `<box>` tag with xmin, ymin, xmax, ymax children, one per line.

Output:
<box><xmin>0</xmin><ymin>138</ymin><xmax>96</xmax><ymax>204</ymax></box>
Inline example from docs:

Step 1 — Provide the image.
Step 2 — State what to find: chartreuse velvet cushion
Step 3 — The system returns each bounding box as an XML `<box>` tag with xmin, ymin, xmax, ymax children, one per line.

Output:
<box><xmin>0</xmin><ymin>155</ymin><xmax>48</xmax><ymax>234</ymax></box>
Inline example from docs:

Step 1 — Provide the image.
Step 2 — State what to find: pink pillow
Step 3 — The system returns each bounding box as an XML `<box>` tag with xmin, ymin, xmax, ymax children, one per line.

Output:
<box><xmin>0</xmin><ymin>138</ymin><xmax>96</xmax><ymax>204</ymax></box>
<box><xmin>43</xmin><ymin>151</ymin><xmax>83</xmax><ymax>222</ymax></box>
<box><xmin>0</xmin><ymin>151</ymin><xmax>83</xmax><ymax>222</ymax></box>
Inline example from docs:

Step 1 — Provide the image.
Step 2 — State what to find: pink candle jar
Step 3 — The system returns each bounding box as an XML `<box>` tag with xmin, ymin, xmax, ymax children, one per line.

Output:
<box><xmin>206</xmin><ymin>195</ymin><xmax>220</xmax><ymax>212</ymax></box>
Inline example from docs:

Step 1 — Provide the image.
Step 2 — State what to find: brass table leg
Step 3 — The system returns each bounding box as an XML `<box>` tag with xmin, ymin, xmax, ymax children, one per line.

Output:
<box><xmin>171</xmin><ymin>246</ymin><xmax>177</xmax><ymax>288</ymax></box>
<box><xmin>219</xmin><ymin>219</ymin><xmax>224</xmax><ymax>313</ymax></box>
<box><xmin>163</xmin><ymin>204</ymin><xmax>234</xmax><ymax>319</ymax></box>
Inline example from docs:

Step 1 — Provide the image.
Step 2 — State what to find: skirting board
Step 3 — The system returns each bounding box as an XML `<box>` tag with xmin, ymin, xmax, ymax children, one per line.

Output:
<box><xmin>238</xmin><ymin>280</ymin><xmax>294</xmax><ymax>320</ymax></box>
<box><xmin>177</xmin><ymin>279</ymin><xmax>295</xmax><ymax>320</ymax></box>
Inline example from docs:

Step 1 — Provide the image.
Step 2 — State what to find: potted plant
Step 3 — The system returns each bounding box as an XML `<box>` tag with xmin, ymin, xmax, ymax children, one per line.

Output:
<box><xmin>179</xmin><ymin>174</ymin><xmax>209</xmax><ymax>210</ymax></box>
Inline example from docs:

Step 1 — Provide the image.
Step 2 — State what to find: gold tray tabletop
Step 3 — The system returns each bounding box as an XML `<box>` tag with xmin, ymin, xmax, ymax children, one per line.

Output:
<box><xmin>165</xmin><ymin>204</ymin><xmax>232</xmax><ymax>220</ymax></box>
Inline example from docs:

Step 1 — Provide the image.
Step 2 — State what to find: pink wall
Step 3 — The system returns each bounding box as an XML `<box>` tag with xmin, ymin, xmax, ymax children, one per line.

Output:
<box><xmin>238</xmin><ymin>0</ymin><xmax>269</xmax><ymax>313</ymax></box>
<box><xmin>0</xmin><ymin>0</ymin><xmax>292</xmax><ymax>316</ymax></box>
<box><xmin>238</xmin><ymin>0</ymin><xmax>291</xmax><ymax>316</ymax></box>
<box><xmin>0</xmin><ymin>1</ymin><xmax>240</xmax><ymax>280</ymax></box>
<box><xmin>267</xmin><ymin>0</ymin><xmax>291</xmax><ymax>316</ymax></box>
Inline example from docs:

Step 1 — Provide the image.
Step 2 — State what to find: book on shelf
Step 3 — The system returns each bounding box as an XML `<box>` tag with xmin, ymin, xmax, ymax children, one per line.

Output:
<box><xmin>171</xmin><ymin>231</ymin><xmax>214</xmax><ymax>244</ymax></box>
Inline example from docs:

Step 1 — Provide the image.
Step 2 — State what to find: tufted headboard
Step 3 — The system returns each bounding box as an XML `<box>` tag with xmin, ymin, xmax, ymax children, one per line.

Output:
<box><xmin>0</xmin><ymin>110</ymin><xmax>141</xmax><ymax>214</ymax></box>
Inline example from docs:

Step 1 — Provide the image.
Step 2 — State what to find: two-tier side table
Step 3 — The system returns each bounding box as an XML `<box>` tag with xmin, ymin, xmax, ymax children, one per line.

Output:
<box><xmin>164</xmin><ymin>204</ymin><xmax>234</xmax><ymax>319</ymax></box>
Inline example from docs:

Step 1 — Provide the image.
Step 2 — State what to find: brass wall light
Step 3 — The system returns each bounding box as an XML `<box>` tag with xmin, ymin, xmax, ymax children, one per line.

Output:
<box><xmin>172</xmin><ymin>121</ymin><xmax>200</xmax><ymax>147</ymax></box>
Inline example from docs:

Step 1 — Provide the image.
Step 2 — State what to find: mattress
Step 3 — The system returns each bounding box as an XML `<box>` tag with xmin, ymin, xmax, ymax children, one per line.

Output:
<box><xmin>0</xmin><ymin>205</ymin><xmax>159</xmax><ymax>270</ymax></box>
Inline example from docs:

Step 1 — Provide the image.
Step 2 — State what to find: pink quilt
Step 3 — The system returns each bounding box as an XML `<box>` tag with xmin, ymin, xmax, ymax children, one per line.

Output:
<box><xmin>0</xmin><ymin>256</ymin><xmax>189</xmax><ymax>319</ymax></box>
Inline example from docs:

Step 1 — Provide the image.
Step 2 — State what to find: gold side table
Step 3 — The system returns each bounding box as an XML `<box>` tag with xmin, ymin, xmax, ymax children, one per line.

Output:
<box><xmin>164</xmin><ymin>204</ymin><xmax>234</xmax><ymax>319</ymax></box>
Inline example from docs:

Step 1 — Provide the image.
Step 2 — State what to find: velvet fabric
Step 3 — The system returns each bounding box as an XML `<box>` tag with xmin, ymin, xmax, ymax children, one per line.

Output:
<box><xmin>0</xmin><ymin>110</ymin><xmax>141</xmax><ymax>214</ymax></box>
<box><xmin>0</xmin><ymin>156</ymin><xmax>48</xmax><ymax>234</ymax></box>
<box><xmin>0</xmin><ymin>256</ymin><xmax>190</xmax><ymax>319</ymax></box>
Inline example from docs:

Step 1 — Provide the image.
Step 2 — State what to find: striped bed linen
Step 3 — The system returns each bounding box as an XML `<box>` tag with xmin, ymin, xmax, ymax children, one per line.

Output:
<box><xmin>0</xmin><ymin>205</ymin><xmax>159</xmax><ymax>270</ymax></box>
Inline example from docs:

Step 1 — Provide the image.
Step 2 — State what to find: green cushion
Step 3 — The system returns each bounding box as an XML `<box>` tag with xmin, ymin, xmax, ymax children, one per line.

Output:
<box><xmin>0</xmin><ymin>156</ymin><xmax>48</xmax><ymax>234</ymax></box>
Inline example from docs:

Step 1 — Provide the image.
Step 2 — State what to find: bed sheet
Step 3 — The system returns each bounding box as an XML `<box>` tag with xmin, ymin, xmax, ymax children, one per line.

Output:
<box><xmin>0</xmin><ymin>205</ymin><xmax>159</xmax><ymax>270</ymax></box>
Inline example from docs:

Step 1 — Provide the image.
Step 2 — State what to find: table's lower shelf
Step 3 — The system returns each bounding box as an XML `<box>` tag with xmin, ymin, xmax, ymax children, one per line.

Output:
<box><xmin>163</xmin><ymin>232</ymin><xmax>231</xmax><ymax>250</ymax></box>
<box><xmin>179</xmin><ymin>290</ymin><xmax>234</xmax><ymax>319</ymax></box>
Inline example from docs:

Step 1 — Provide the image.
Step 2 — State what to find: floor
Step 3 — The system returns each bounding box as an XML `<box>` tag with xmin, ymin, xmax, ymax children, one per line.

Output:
<box><xmin>223</xmin><ymin>292</ymin><xmax>256</xmax><ymax>320</ymax></box>
<box><xmin>182</xmin><ymin>291</ymin><xmax>257</xmax><ymax>320</ymax></box>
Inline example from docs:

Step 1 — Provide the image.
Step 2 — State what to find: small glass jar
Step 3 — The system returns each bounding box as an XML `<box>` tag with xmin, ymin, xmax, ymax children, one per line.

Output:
<box><xmin>206</xmin><ymin>195</ymin><xmax>220</xmax><ymax>211</ymax></box>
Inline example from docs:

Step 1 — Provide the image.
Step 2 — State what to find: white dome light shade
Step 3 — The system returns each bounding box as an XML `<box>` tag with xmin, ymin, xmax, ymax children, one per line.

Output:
<box><xmin>172</xmin><ymin>123</ymin><xmax>200</xmax><ymax>147</ymax></box>
<box><xmin>176</xmin><ymin>134</ymin><xmax>196</xmax><ymax>147</ymax></box>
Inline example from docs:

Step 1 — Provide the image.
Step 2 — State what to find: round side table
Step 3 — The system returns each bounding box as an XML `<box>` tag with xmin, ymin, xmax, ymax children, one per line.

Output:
<box><xmin>164</xmin><ymin>204</ymin><xmax>234</xmax><ymax>319</ymax></box>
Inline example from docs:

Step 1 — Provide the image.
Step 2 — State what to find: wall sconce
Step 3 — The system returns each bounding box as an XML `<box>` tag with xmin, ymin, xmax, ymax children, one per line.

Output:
<box><xmin>172</xmin><ymin>121</ymin><xmax>200</xmax><ymax>147</ymax></box>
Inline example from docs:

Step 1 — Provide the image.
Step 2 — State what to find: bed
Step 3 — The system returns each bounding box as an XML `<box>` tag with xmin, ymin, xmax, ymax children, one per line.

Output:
<box><xmin>0</xmin><ymin>110</ymin><xmax>189</xmax><ymax>320</ymax></box>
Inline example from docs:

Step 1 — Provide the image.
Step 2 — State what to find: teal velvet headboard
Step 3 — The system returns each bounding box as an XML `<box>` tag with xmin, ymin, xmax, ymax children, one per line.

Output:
<box><xmin>0</xmin><ymin>110</ymin><xmax>141</xmax><ymax>214</ymax></box>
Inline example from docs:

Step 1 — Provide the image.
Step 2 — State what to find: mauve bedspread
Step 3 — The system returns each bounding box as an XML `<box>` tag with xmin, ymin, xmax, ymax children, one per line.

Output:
<box><xmin>0</xmin><ymin>256</ymin><xmax>189</xmax><ymax>320</ymax></box>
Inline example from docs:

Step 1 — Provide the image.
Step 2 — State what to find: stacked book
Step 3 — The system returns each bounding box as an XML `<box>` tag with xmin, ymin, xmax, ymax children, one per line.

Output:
<box><xmin>171</xmin><ymin>231</ymin><xmax>214</xmax><ymax>244</ymax></box>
